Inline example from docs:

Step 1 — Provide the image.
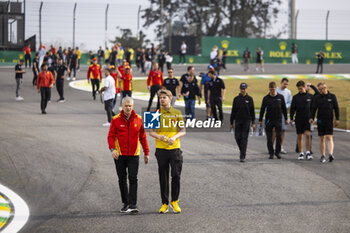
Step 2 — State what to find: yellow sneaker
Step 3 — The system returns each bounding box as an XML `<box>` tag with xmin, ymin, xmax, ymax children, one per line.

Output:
<box><xmin>170</xmin><ymin>200</ymin><xmax>181</xmax><ymax>213</ymax></box>
<box><xmin>159</xmin><ymin>204</ymin><xmax>169</xmax><ymax>214</ymax></box>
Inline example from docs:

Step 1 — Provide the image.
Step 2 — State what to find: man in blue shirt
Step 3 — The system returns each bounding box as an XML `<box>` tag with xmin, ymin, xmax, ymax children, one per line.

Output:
<box><xmin>200</xmin><ymin>65</ymin><xmax>215</xmax><ymax>119</ymax></box>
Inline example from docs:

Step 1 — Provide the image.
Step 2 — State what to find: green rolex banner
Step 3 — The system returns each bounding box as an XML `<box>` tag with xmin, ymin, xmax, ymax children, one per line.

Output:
<box><xmin>202</xmin><ymin>36</ymin><xmax>350</xmax><ymax>64</ymax></box>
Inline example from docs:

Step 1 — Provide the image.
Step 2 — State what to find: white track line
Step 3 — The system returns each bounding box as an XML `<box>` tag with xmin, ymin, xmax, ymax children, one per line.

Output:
<box><xmin>0</xmin><ymin>184</ymin><xmax>30</xmax><ymax>233</ymax></box>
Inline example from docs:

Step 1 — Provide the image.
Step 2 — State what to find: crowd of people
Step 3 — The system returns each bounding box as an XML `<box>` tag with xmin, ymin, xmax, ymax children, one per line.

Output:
<box><xmin>14</xmin><ymin>41</ymin><xmax>341</xmax><ymax>216</ymax></box>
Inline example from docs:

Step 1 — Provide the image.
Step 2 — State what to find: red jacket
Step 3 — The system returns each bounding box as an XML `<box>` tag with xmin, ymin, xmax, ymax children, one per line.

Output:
<box><xmin>87</xmin><ymin>64</ymin><xmax>102</xmax><ymax>81</ymax></box>
<box><xmin>108</xmin><ymin>110</ymin><xmax>149</xmax><ymax>156</ymax></box>
<box><xmin>147</xmin><ymin>69</ymin><xmax>163</xmax><ymax>86</ymax></box>
<box><xmin>37</xmin><ymin>71</ymin><xmax>55</xmax><ymax>90</ymax></box>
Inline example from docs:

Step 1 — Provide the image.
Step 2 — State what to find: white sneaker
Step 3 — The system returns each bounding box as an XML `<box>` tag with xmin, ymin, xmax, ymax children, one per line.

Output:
<box><xmin>67</xmin><ymin>77</ymin><xmax>71</xmax><ymax>81</ymax></box>
<box><xmin>58</xmin><ymin>99</ymin><xmax>66</xmax><ymax>103</ymax></box>
<box><xmin>102</xmin><ymin>122</ymin><xmax>111</xmax><ymax>127</ymax></box>
<box><xmin>281</xmin><ymin>148</ymin><xmax>287</xmax><ymax>154</ymax></box>
<box><xmin>15</xmin><ymin>96</ymin><xmax>24</xmax><ymax>101</ymax></box>
<box><xmin>72</xmin><ymin>77</ymin><xmax>76</xmax><ymax>81</ymax></box>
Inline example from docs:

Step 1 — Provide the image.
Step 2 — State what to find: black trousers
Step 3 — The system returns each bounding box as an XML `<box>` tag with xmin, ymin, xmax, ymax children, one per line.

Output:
<box><xmin>316</xmin><ymin>62</ymin><xmax>323</xmax><ymax>73</ymax></box>
<box><xmin>114</xmin><ymin>156</ymin><xmax>139</xmax><ymax>206</ymax></box>
<box><xmin>179</xmin><ymin>54</ymin><xmax>186</xmax><ymax>64</ymax></box>
<box><xmin>56</xmin><ymin>78</ymin><xmax>64</xmax><ymax>100</ymax></box>
<box><xmin>69</xmin><ymin>64</ymin><xmax>76</xmax><ymax>77</ymax></box>
<box><xmin>155</xmin><ymin>148</ymin><xmax>183</xmax><ymax>205</ymax></box>
<box><xmin>159</xmin><ymin>62</ymin><xmax>164</xmax><ymax>73</ymax></box>
<box><xmin>166</xmin><ymin>62</ymin><xmax>171</xmax><ymax>70</ymax></box>
<box><xmin>234</xmin><ymin>121</ymin><xmax>251</xmax><ymax>159</ymax></box>
<box><xmin>122</xmin><ymin>90</ymin><xmax>132</xmax><ymax>98</ymax></box>
<box><xmin>265</xmin><ymin>120</ymin><xmax>282</xmax><ymax>156</ymax></box>
<box><xmin>210</xmin><ymin>97</ymin><xmax>223</xmax><ymax>121</ymax></box>
<box><xmin>25</xmin><ymin>54</ymin><xmax>31</xmax><ymax>68</ymax></box>
<box><xmin>91</xmin><ymin>79</ymin><xmax>100</xmax><ymax>99</ymax></box>
<box><xmin>104</xmin><ymin>99</ymin><xmax>115</xmax><ymax>123</ymax></box>
<box><xmin>147</xmin><ymin>85</ymin><xmax>161</xmax><ymax>111</ymax></box>
<box><xmin>32</xmin><ymin>70</ymin><xmax>37</xmax><ymax>86</ymax></box>
<box><xmin>40</xmin><ymin>87</ymin><xmax>51</xmax><ymax>112</ymax></box>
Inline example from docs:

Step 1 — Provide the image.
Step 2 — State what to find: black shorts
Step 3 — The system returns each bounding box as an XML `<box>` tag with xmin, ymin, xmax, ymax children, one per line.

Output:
<box><xmin>295</xmin><ymin>119</ymin><xmax>311</xmax><ymax>134</ymax></box>
<box><xmin>317</xmin><ymin>119</ymin><xmax>333</xmax><ymax>136</ymax></box>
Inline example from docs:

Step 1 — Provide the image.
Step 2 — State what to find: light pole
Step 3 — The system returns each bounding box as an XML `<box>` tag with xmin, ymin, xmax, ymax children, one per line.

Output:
<box><xmin>105</xmin><ymin>4</ymin><xmax>109</xmax><ymax>48</ymax></box>
<box><xmin>73</xmin><ymin>3</ymin><xmax>77</xmax><ymax>48</ymax></box>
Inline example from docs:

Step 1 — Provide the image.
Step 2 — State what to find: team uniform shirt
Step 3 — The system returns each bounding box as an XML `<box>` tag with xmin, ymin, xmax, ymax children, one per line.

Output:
<box><xmin>104</xmin><ymin>49</ymin><xmax>111</xmax><ymax>60</ymax></box>
<box><xmin>77</xmin><ymin>49</ymin><xmax>81</xmax><ymax>60</ymax></box>
<box><xmin>87</xmin><ymin>64</ymin><xmax>102</xmax><ymax>81</ymax></box>
<box><xmin>200</xmin><ymin>73</ymin><xmax>211</xmax><ymax>86</ymax></box>
<box><xmin>23</xmin><ymin>46</ymin><xmax>31</xmax><ymax>55</ymax></box>
<box><xmin>165</xmin><ymin>54</ymin><xmax>173</xmax><ymax>63</ymax></box>
<box><xmin>147</xmin><ymin>70</ymin><xmax>163</xmax><ymax>86</ymax></box>
<box><xmin>277</xmin><ymin>87</ymin><xmax>292</xmax><ymax>109</ymax></box>
<box><xmin>55</xmin><ymin>65</ymin><xmax>67</xmax><ymax>80</ymax></box>
<box><xmin>208</xmin><ymin>77</ymin><xmax>225</xmax><ymax>98</ymax></box>
<box><xmin>117</xmin><ymin>49</ymin><xmax>124</xmax><ymax>60</ymax></box>
<box><xmin>311</xmin><ymin>92</ymin><xmax>339</xmax><ymax>121</ymax></box>
<box><xmin>111</xmin><ymin>72</ymin><xmax>120</xmax><ymax>93</ymax></box>
<box><xmin>129</xmin><ymin>48</ymin><xmax>134</xmax><ymax>61</ymax></box>
<box><xmin>37</xmin><ymin>71</ymin><xmax>55</xmax><ymax>90</ymax></box>
<box><xmin>230</xmin><ymin>94</ymin><xmax>255</xmax><ymax>124</ymax></box>
<box><xmin>121</xmin><ymin>73</ymin><xmax>132</xmax><ymax>91</ymax></box>
<box><xmin>155</xmin><ymin>107</ymin><xmax>183</xmax><ymax>150</ymax></box>
<box><xmin>163</xmin><ymin>78</ymin><xmax>179</xmax><ymax>96</ymax></box>
<box><xmin>290</xmin><ymin>92</ymin><xmax>313</xmax><ymax>121</ymax></box>
<box><xmin>108</xmin><ymin>110</ymin><xmax>149</xmax><ymax>156</ymax></box>
<box><xmin>259</xmin><ymin>94</ymin><xmax>288</xmax><ymax>122</ymax></box>
<box><xmin>118</xmin><ymin>65</ymin><xmax>125</xmax><ymax>76</ymax></box>
<box><xmin>181</xmin><ymin>80</ymin><xmax>201</xmax><ymax>100</ymax></box>
<box><xmin>15</xmin><ymin>64</ymin><xmax>23</xmax><ymax>79</ymax></box>
<box><xmin>103</xmin><ymin>75</ymin><xmax>116</xmax><ymax>101</ymax></box>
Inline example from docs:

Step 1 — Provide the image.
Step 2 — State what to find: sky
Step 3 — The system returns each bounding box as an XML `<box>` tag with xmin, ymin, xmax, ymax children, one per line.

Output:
<box><xmin>24</xmin><ymin>0</ymin><xmax>350</xmax><ymax>52</ymax></box>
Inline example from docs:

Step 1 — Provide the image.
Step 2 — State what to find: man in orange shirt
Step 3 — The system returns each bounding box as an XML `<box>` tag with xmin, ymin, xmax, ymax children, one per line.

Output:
<box><xmin>107</xmin><ymin>96</ymin><xmax>149</xmax><ymax>213</ymax></box>
<box><xmin>87</xmin><ymin>58</ymin><xmax>102</xmax><ymax>100</ymax></box>
<box><xmin>23</xmin><ymin>45</ymin><xmax>32</xmax><ymax>68</ymax></box>
<box><xmin>120</xmin><ymin>66</ymin><xmax>133</xmax><ymax>101</ymax></box>
<box><xmin>37</xmin><ymin>63</ymin><xmax>55</xmax><ymax>114</ymax></box>
<box><xmin>147</xmin><ymin>62</ymin><xmax>163</xmax><ymax>111</ymax></box>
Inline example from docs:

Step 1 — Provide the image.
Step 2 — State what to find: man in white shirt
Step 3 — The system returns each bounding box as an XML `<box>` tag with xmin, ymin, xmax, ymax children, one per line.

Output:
<box><xmin>276</xmin><ymin>78</ymin><xmax>292</xmax><ymax>153</ymax></box>
<box><xmin>179</xmin><ymin>41</ymin><xmax>187</xmax><ymax>64</ymax></box>
<box><xmin>99</xmin><ymin>68</ymin><xmax>116</xmax><ymax>127</ymax></box>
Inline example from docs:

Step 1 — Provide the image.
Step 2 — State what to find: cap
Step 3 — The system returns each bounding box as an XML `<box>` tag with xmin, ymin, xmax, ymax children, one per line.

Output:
<box><xmin>125</xmin><ymin>66</ymin><xmax>130</xmax><ymax>69</ymax></box>
<box><xmin>109</xmin><ymin>65</ymin><xmax>115</xmax><ymax>69</ymax></box>
<box><xmin>92</xmin><ymin>58</ymin><xmax>97</xmax><ymax>61</ymax></box>
<box><xmin>240</xmin><ymin>82</ymin><xmax>248</xmax><ymax>89</ymax></box>
<box><xmin>208</xmin><ymin>65</ymin><xmax>215</xmax><ymax>70</ymax></box>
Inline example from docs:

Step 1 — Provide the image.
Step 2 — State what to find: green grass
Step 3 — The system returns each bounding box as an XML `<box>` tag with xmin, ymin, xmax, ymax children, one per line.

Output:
<box><xmin>132</xmin><ymin>78</ymin><xmax>350</xmax><ymax>129</ymax></box>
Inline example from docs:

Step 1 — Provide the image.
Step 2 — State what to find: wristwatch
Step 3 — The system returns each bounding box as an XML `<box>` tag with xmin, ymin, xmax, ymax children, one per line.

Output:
<box><xmin>110</xmin><ymin>148</ymin><xmax>115</xmax><ymax>152</ymax></box>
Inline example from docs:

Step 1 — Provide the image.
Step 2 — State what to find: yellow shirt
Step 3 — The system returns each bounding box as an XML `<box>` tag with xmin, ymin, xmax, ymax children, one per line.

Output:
<box><xmin>117</xmin><ymin>49</ymin><xmax>124</xmax><ymax>59</ymax></box>
<box><xmin>129</xmin><ymin>48</ymin><xmax>134</xmax><ymax>60</ymax></box>
<box><xmin>77</xmin><ymin>49</ymin><xmax>81</xmax><ymax>59</ymax></box>
<box><xmin>155</xmin><ymin>107</ymin><xmax>183</xmax><ymax>150</ymax></box>
<box><xmin>105</xmin><ymin>49</ymin><xmax>111</xmax><ymax>60</ymax></box>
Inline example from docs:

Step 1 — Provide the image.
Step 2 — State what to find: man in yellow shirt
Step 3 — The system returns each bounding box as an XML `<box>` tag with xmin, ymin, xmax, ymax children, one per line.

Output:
<box><xmin>104</xmin><ymin>46</ymin><xmax>111</xmax><ymax>67</ymax></box>
<box><xmin>149</xmin><ymin>89</ymin><xmax>186</xmax><ymax>214</ymax></box>
<box><xmin>76</xmin><ymin>47</ymin><xmax>81</xmax><ymax>71</ymax></box>
<box><xmin>117</xmin><ymin>43</ymin><xmax>124</xmax><ymax>67</ymax></box>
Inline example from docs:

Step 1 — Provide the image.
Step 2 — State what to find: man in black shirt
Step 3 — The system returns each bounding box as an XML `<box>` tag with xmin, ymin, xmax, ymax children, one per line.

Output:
<box><xmin>316</xmin><ymin>50</ymin><xmax>325</xmax><ymax>74</ymax></box>
<box><xmin>109</xmin><ymin>48</ymin><xmax>117</xmax><ymax>66</ymax></box>
<box><xmin>158</xmin><ymin>49</ymin><xmax>166</xmax><ymax>73</ymax></box>
<box><xmin>32</xmin><ymin>53</ymin><xmax>40</xmax><ymax>86</ymax></box>
<box><xmin>55</xmin><ymin>58</ymin><xmax>68</xmax><ymax>102</ymax></box>
<box><xmin>290</xmin><ymin>81</ymin><xmax>313</xmax><ymax>160</ymax></box>
<box><xmin>68</xmin><ymin>50</ymin><xmax>78</xmax><ymax>81</ymax></box>
<box><xmin>207</xmin><ymin>70</ymin><xmax>226</xmax><ymax>122</ymax></box>
<box><xmin>15</xmin><ymin>59</ymin><xmax>25</xmax><ymax>101</ymax></box>
<box><xmin>66</xmin><ymin>47</ymin><xmax>72</xmax><ymax>66</ymax></box>
<box><xmin>259</xmin><ymin>82</ymin><xmax>288</xmax><ymax>159</ymax></box>
<box><xmin>88</xmin><ymin>50</ymin><xmax>95</xmax><ymax>65</ymax></box>
<box><xmin>97</xmin><ymin>46</ymin><xmax>104</xmax><ymax>66</ymax></box>
<box><xmin>163</xmin><ymin>68</ymin><xmax>180</xmax><ymax>106</ymax></box>
<box><xmin>179</xmin><ymin>66</ymin><xmax>197</xmax><ymax>93</ymax></box>
<box><xmin>230</xmin><ymin>83</ymin><xmax>255</xmax><ymax>162</ymax></box>
<box><xmin>144</xmin><ymin>48</ymin><xmax>153</xmax><ymax>74</ymax></box>
<box><xmin>124</xmin><ymin>47</ymin><xmax>131</xmax><ymax>65</ymax></box>
<box><xmin>181</xmin><ymin>74</ymin><xmax>201</xmax><ymax>120</ymax></box>
<box><xmin>310</xmin><ymin>82</ymin><xmax>339</xmax><ymax>163</ymax></box>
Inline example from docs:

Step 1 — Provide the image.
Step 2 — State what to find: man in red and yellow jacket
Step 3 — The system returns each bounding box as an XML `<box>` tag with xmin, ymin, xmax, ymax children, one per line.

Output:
<box><xmin>37</xmin><ymin>63</ymin><xmax>55</xmax><ymax>114</ymax></box>
<box><xmin>87</xmin><ymin>58</ymin><xmax>102</xmax><ymax>100</ymax></box>
<box><xmin>23</xmin><ymin>45</ymin><xmax>32</xmax><ymax>68</ymax></box>
<box><xmin>107</xmin><ymin>96</ymin><xmax>149</xmax><ymax>213</ymax></box>
<box><xmin>147</xmin><ymin>62</ymin><xmax>163</xmax><ymax>111</ymax></box>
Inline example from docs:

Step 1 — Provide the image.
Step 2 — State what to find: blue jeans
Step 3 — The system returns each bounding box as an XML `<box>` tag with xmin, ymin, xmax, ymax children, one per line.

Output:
<box><xmin>185</xmin><ymin>99</ymin><xmax>196</xmax><ymax>120</ymax></box>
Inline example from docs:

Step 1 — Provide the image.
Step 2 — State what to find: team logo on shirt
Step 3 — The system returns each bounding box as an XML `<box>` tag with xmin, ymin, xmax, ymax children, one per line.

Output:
<box><xmin>143</xmin><ymin>110</ymin><xmax>161</xmax><ymax>129</ymax></box>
